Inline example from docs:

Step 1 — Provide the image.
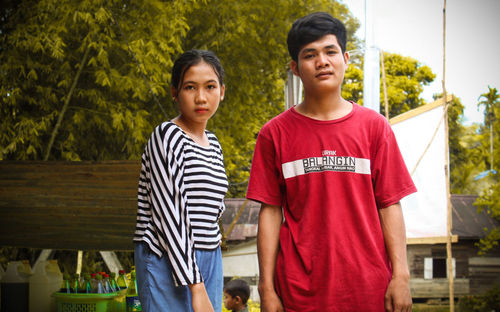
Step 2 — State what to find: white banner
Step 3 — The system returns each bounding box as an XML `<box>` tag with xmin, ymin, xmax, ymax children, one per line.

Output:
<box><xmin>391</xmin><ymin>99</ymin><xmax>448</xmax><ymax>238</ymax></box>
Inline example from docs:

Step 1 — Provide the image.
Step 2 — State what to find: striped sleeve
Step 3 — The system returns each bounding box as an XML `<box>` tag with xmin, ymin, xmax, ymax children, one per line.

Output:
<box><xmin>145</xmin><ymin>123</ymin><xmax>201</xmax><ymax>286</ymax></box>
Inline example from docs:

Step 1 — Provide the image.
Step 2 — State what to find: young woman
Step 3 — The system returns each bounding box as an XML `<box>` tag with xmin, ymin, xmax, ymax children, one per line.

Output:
<box><xmin>134</xmin><ymin>50</ymin><xmax>228</xmax><ymax>312</ymax></box>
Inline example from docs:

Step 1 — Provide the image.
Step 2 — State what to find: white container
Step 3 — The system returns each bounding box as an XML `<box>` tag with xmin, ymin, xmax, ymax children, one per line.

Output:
<box><xmin>1</xmin><ymin>260</ymin><xmax>32</xmax><ymax>312</ymax></box>
<box><xmin>0</xmin><ymin>264</ymin><xmax>5</xmax><ymax>309</ymax></box>
<box><xmin>29</xmin><ymin>260</ymin><xmax>62</xmax><ymax>312</ymax></box>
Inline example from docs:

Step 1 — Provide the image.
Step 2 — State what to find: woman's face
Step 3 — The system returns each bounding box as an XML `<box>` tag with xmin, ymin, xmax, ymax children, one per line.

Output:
<box><xmin>172</xmin><ymin>61</ymin><xmax>225</xmax><ymax>125</ymax></box>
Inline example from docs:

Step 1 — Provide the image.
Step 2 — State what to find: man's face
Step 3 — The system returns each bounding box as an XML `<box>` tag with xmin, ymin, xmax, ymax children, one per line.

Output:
<box><xmin>290</xmin><ymin>34</ymin><xmax>349</xmax><ymax>94</ymax></box>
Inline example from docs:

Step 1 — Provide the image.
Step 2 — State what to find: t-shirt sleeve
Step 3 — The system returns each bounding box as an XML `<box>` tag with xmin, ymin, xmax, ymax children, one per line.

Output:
<box><xmin>145</xmin><ymin>125</ymin><xmax>201</xmax><ymax>286</ymax></box>
<box><xmin>246</xmin><ymin>126</ymin><xmax>283</xmax><ymax>206</ymax></box>
<box><xmin>371</xmin><ymin>122</ymin><xmax>417</xmax><ymax>208</ymax></box>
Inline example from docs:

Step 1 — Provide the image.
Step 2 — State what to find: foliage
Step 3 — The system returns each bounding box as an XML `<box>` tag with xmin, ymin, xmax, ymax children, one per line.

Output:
<box><xmin>474</xmin><ymin>86</ymin><xmax>500</xmax><ymax>254</ymax></box>
<box><xmin>0</xmin><ymin>0</ymin><xmax>194</xmax><ymax>161</ymax></box>
<box><xmin>457</xmin><ymin>285</ymin><xmax>500</xmax><ymax>312</ymax></box>
<box><xmin>0</xmin><ymin>0</ymin><xmax>361</xmax><ymax>197</ymax></box>
<box><xmin>182</xmin><ymin>0</ymin><xmax>360</xmax><ymax>196</ymax></box>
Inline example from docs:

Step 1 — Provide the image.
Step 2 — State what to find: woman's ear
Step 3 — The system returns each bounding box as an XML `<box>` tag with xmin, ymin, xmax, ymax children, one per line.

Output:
<box><xmin>220</xmin><ymin>84</ymin><xmax>225</xmax><ymax>101</ymax></box>
<box><xmin>171</xmin><ymin>85</ymin><xmax>178</xmax><ymax>102</ymax></box>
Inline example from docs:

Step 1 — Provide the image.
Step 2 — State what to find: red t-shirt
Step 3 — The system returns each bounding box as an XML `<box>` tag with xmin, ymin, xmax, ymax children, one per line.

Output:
<box><xmin>247</xmin><ymin>103</ymin><xmax>417</xmax><ymax>311</ymax></box>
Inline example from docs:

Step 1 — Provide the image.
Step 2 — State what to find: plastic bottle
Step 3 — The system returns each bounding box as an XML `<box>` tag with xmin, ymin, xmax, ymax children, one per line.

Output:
<box><xmin>117</xmin><ymin>270</ymin><xmax>128</xmax><ymax>290</ymax></box>
<box><xmin>109</xmin><ymin>272</ymin><xmax>118</xmax><ymax>292</ymax></box>
<box><xmin>59</xmin><ymin>273</ymin><xmax>71</xmax><ymax>293</ymax></box>
<box><xmin>71</xmin><ymin>273</ymin><xmax>80</xmax><ymax>293</ymax></box>
<box><xmin>103</xmin><ymin>273</ymin><xmax>112</xmax><ymax>293</ymax></box>
<box><xmin>29</xmin><ymin>259</ymin><xmax>62</xmax><ymax>312</ymax></box>
<box><xmin>78</xmin><ymin>274</ymin><xmax>88</xmax><ymax>293</ymax></box>
<box><xmin>1</xmin><ymin>260</ymin><xmax>32</xmax><ymax>312</ymax></box>
<box><xmin>126</xmin><ymin>271</ymin><xmax>142</xmax><ymax>311</ymax></box>
<box><xmin>94</xmin><ymin>274</ymin><xmax>106</xmax><ymax>294</ymax></box>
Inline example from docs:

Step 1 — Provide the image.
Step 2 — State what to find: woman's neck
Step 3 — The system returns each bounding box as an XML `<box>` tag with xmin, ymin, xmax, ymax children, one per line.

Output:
<box><xmin>172</xmin><ymin>116</ymin><xmax>209</xmax><ymax>146</ymax></box>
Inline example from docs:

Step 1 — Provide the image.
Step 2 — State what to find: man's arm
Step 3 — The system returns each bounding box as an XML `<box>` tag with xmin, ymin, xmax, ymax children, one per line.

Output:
<box><xmin>257</xmin><ymin>203</ymin><xmax>284</xmax><ymax>312</ymax></box>
<box><xmin>378</xmin><ymin>202</ymin><xmax>412</xmax><ymax>312</ymax></box>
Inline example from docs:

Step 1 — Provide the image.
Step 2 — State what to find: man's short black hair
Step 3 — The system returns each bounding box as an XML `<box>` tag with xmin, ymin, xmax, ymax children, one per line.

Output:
<box><xmin>224</xmin><ymin>279</ymin><xmax>250</xmax><ymax>304</ymax></box>
<box><xmin>287</xmin><ymin>12</ymin><xmax>347</xmax><ymax>62</ymax></box>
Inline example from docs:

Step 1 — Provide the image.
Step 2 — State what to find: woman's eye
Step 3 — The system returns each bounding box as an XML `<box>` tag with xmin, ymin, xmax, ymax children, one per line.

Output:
<box><xmin>207</xmin><ymin>84</ymin><xmax>217</xmax><ymax>90</ymax></box>
<box><xmin>184</xmin><ymin>85</ymin><xmax>195</xmax><ymax>90</ymax></box>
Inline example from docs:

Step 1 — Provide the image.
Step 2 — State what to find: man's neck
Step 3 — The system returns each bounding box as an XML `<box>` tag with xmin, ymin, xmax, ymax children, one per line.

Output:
<box><xmin>295</xmin><ymin>90</ymin><xmax>352</xmax><ymax>121</ymax></box>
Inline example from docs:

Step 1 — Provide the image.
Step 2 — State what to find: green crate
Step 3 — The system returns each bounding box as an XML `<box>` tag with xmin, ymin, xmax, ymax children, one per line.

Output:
<box><xmin>53</xmin><ymin>289</ymin><xmax>126</xmax><ymax>312</ymax></box>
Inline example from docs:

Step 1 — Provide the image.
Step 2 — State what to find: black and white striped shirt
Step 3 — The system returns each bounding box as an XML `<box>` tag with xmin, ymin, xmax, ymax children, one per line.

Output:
<box><xmin>134</xmin><ymin>121</ymin><xmax>228</xmax><ymax>286</ymax></box>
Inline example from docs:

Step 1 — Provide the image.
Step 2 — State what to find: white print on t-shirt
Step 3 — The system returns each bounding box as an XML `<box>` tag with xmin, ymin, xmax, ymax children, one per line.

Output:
<box><xmin>282</xmin><ymin>155</ymin><xmax>371</xmax><ymax>179</ymax></box>
<box><xmin>321</xmin><ymin>150</ymin><xmax>337</xmax><ymax>156</ymax></box>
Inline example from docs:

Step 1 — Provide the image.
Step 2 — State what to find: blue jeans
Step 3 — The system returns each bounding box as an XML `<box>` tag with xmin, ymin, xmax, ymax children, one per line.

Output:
<box><xmin>134</xmin><ymin>242</ymin><xmax>223</xmax><ymax>312</ymax></box>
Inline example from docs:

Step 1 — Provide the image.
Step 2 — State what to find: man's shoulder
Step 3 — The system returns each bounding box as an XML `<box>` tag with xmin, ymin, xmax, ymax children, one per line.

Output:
<box><xmin>260</xmin><ymin>108</ymin><xmax>295</xmax><ymax>132</ymax></box>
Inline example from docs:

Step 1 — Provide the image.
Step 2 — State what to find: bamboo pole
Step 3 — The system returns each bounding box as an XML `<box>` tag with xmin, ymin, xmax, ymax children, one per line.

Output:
<box><xmin>380</xmin><ymin>50</ymin><xmax>390</xmax><ymax>120</ymax></box>
<box><xmin>44</xmin><ymin>44</ymin><xmax>91</xmax><ymax>161</ymax></box>
<box><xmin>442</xmin><ymin>0</ymin><xmax>455</xmax><ymax>310</ymax></box>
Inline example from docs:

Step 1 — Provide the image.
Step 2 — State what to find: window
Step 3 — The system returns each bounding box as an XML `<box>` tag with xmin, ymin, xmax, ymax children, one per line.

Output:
<box><xmin>424</xmin><ymin>257</ymin><xmax>455</xmax><ymax>279</ymax></box>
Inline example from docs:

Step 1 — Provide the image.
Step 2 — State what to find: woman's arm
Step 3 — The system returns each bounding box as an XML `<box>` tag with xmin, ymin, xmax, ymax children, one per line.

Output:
<box><xmin>189</xmin><ymin>283</ymin><xmax>214</xmax><ymax>312</ymax></box>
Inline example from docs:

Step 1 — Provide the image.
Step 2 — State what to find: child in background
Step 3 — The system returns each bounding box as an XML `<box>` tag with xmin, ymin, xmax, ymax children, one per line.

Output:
<box><xmin>223</xmin><ymin>279</ymin><xmax>250</xmax><ymax>312</ymax></box>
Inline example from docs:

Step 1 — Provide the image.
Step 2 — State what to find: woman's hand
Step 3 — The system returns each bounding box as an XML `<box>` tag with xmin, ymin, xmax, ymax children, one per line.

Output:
<box><xmin>189</xmin><ymin>282</ymin><xmax>214</xmax><ymax>312</ymax></box>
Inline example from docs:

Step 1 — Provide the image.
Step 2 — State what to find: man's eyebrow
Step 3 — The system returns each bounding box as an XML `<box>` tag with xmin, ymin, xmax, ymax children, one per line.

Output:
<box><xmin>300</xmin><ymin>44</ymin><xmax>339</xmax><ymax>55</ymax></box>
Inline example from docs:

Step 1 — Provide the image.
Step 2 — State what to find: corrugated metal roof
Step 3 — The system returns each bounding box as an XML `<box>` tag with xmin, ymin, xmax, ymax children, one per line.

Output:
<box><xmin>451</xmin><ymin>194</ymin><xmax>499</xmax><ymax>239</ymax></box>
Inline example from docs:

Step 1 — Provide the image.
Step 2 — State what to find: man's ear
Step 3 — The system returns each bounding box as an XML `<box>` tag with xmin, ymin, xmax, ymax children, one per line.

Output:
<box><xmin>290</xmin><ymin>60</ymin><xmax>300</xmax><ymax>76</ymax></box>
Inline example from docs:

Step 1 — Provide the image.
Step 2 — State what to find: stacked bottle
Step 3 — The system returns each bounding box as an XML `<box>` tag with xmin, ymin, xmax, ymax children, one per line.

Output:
<box><xmin>57</xmin><ymin>271</ymin><xmax>126</xmax><ymax>294</ymax></box>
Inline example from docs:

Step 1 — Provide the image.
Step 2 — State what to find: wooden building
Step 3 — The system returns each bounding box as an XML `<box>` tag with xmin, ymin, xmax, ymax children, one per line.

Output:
<box><xmin>221</xmin><ymin>196</ymin><xmax>500</xmax><ymax>301</ymax></box>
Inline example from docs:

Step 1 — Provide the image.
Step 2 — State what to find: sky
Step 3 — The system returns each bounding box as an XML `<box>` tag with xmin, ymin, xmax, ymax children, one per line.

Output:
<box><xmin>341</xmin><ymin>0</ymin><xmax>500</xmax><ymax>125</ymax></box>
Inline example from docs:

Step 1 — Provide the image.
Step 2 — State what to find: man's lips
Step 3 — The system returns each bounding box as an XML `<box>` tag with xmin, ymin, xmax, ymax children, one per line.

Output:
<box><xmin>316</xmin><ymin>71</ymin><xmax>332</xmax><ymax>78</ymax></box>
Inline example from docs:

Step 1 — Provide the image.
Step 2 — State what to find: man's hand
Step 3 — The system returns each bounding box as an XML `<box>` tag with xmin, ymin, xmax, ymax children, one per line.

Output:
<box><xmin>259</xmin><ymin>286</ymin><xmax>284</xmax><ymax>312</ymax></box>
<box><xmin>189</xmin><ymin>283</ymin><xmax>214</xmax><ymax>312</ymax></box>
<box><xmin>384</xmin><ymin>275</ymin><xmax>412</xmax><ymax>312</ymax></box>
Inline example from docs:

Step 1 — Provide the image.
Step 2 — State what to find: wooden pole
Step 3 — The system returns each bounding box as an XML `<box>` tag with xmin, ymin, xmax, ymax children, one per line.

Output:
<box><xmin>380</xmin><ymin>50</ymin><xmax>390</xmax><ymax>120</ymax></box>
<box><xmin>442</xmin><ymin>0</ymin><xmax>455</xmax><ymax>310</ymax></box>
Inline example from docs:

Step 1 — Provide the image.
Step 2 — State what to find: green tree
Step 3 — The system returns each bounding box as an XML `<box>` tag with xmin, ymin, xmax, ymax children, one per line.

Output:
<box><xmin>475</xmin><ymin>86</ymin><xmax>500</xmax><ymax>255</ymax></box>
<box><xmin>181</xmin><ymin>0</ymin><xmax>360</xmax><ymax>196</ymax></box>
<box><xmin>343</xmin><ymin>52</ymin><xmax>435</xmax><ymax>118</ymax></box>
<box><xmin>0</xmin><ymin>0</ymin><xmax>361</xmax><ymax>197</ymax></box>
<box><xmin>0</xmin><ymin>0</ymin><xmax>194</xmax><ymax>161</ymax></box>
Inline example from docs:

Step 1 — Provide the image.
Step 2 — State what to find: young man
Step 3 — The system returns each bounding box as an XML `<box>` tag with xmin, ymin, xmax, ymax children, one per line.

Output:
<box><xmin>246</xmin><ymin>12</ymin><xmax>417</xmax><ymax>312</ymax></box>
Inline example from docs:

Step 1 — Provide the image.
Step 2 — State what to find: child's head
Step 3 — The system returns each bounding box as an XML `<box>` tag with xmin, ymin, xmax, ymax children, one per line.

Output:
<box><xmin>287</xmin><ymin>12</ymin><xmax>347</xmax><ymax>63</ymax></box>
<box><xmin>171</xmin><ymin>49</ymin><xmax>225</xmax><ymax>92</ymax></box>
<box><xmin>223</xmin><ymin>279</ymin><xmax>250</xmax><ymax>311</ymax></box>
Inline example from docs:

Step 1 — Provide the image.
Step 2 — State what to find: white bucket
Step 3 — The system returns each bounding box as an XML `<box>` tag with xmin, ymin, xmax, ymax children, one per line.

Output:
<box><xmin>29</xmin><ymin>260</ymin><xmax>62</xmax><ymax>312</ymax></box>
<box><xmin>1</xmin><ymin>260</ymin><xmax>32</xmax><ymax>312</ymax></box>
